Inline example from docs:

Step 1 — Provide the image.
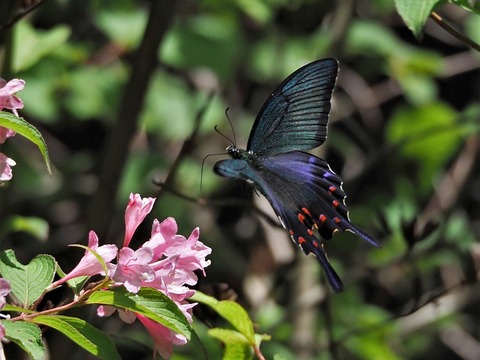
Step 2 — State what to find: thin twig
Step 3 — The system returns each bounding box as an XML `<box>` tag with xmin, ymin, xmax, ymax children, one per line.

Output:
<box><xmin>430</xmin><ymin>11</ymin><xmax>480</xmax><ymax>52</ymax></box>
<box><xmin>0</xmin><ymin>0</ymin><xmax>49</xmax><ymax>32</ymax></box>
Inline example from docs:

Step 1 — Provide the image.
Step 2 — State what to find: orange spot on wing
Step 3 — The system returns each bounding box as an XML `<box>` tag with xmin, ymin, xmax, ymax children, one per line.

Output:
<box><xmin>319</xmin><ymin>214</ymin><xmax>327</xmax><ymax>223</ymax></box>
<box><xmin>329</xmin><ymin>186</ymin><xmax>337</xmax><ymax>193</ymax></box>
<box><xmin>298</xmin><ymin>237</ymin><xmax>306</xmax><ymax>244</ymax></box>
<box><xmin>334</xmin><ymin>217</ymin><xmax>341</xmax><ymax>224</ymax></box>
<box><xmin>301</xmin><ymin>207</ymin><xmax>312</xmax><ymax>217</ymax></box>
<box><xmin>298</xmin><ymin>213</ymin><xmax>306</xmax><ymax>223</ymax></box>
<box><xmin>332</xmin><ymin>200</ymin><xmax>340</xmax><ymax>208</ymax></box>
<box><xmin>289</xmin><ymin>229</ymin><xmax>294</xmax><ymax>236</ymax></box>
<box><xmin>312</xmin><ymin>240</ymin><xmax>319</xmax><ymax>248</ymax></box>
<box><xmin>307</xmin><ymin>229</ymin><xmax>314</xmax><ymax>236</ymax></box>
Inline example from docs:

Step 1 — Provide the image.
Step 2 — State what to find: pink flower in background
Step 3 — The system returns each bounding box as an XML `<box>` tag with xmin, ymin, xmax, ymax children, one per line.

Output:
<box><xmin>0</xmin><ymin>78</ymin><xmax>24</xmax><ymax>117</ymax></box>
<box><xmin>0</xmin><ymin>77</ymin><xmax>25</xmax><ymax>183</ymax></box>
<box><xmin>0</xmin><ymin>127</ymin><xmax>15</xmax><ymax>144</ymax></box>
<box><xmin>124</xmin><ymin>193</ymin><xmax>155</xmax><ymax>247</ymax></box>
<box><xmin>0</xmin><ymin>154</ymin><xmax>16</xmax><ymax>181</ymax></box>
<box><xmin>0</xmin><ymin>278</ymin><xmax>11</xmax><ymax>339</ymax></box>
<box><xmin>52</xmin><ymin>231</ymin><xmax>118</xmax><ymax>288</ymax></box>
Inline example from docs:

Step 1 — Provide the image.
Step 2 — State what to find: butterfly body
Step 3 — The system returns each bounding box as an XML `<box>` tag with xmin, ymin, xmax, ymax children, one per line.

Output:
<box><xmin>214</xmin><ymin>59</ymin><xmax>379</xmax><ymax>292</ymax></box>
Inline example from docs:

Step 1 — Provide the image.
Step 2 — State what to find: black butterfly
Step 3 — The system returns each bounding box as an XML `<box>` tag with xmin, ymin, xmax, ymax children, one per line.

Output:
<box><xmin>214</xmin><ymin>58</ymin><xmax>379</xmax><ymax>292</ymax></box>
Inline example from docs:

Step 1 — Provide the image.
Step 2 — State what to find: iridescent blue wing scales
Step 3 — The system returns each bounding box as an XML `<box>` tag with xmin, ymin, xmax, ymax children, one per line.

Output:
<box><xmin>247</xmin><ymin>59</ymin><xmax>338</xmax><ymax>156</ymax></box>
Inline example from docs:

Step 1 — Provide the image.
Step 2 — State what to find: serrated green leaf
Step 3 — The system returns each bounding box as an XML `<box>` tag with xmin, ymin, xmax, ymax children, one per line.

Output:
<box><xmin>2</xmin><ymin>320</ymin><xmax>44</xmax><ymax>360</ymax></box>
<box><xmin>87</xmin><ymin>287</ymin><xmax>206</xmax><ymax>358</ymax></box>
<box><xmin>191</xmin><ymin>291</ymin><xmax>256</xmax><ymax>343</ymax></box>
<box><xmin>0</xmin><ymin>111</ymin><xmax>52</xmax><ymax>174</ymax></box>
<box><xmin>31</xmin><ymin>315</ymin><xmax>120</xmax><ymax>360</ymax></box>
<box><xmin>87</xmin><ymin>287</ymin><xmax>191</xmax><ymax>337</ymax></box>
<box><xmin>0</xmin><ymin>250</ymin><xmax>56</xmax><ymax>307</ymax></box>
<box><xmin>208</xmin><ymin>328</ymin><xmax>253</xmax><ymax>360</ymax></box>
<box><xmin>395</xmin><ymin>0</ymin><xmax>439</xmax><ymax>37</ymax></box>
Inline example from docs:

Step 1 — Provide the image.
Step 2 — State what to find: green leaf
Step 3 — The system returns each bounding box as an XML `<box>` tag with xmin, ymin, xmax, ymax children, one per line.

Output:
<box><xmin>0</xmin><ymin>250</ymin><xmax>56</xmax><ymax>307</ymax></box>
<box><xmin>87</xmin><ymin>287</ymin><xmax>191</xmax><ymax>337</ymax></box>
<box><xmin>395</xmin><ymin>0</ymin><xmax>439</xmax><ymax>37</ymax></box>
<box><xmin>31</xmin><ymin>315</ymin><xmax>120</xmax><ymax>360</ymax></box>
<box><xmin>387</xmin><ymin>102</ymin><xmax>463</xmax><ymax>190</ymax></box>
<box><xmin>208</xmin><ymin>328</ymin><xmax>253</xmax><ymax>360</ymax></box>
<box><xmin>13</xmin><ymin>21</ymin><xmax>71</xmax><ymax>72</ymax></box>
<box><xmin>191</xmin><ymin>291</ymin><xmax>256</xmax><ymax>343</ymax></box>
<box><xmin>6</xmin><ymin>215</ymin><xmax>49</xmax><ymax>242</ymax></box>
<box><xmin>87</xmin><ymin>287</ymin><xmax>206</xmax><ymax>358</ymax></box>
<box><xmin>2</xmin><ymin>320</ymin><xmax>45</xmax><ymax>360</ymax></box>
<box><xmin>0</xmin><ymin>111</ymin><xmax>52</xmax><ymax>175</ymax></box>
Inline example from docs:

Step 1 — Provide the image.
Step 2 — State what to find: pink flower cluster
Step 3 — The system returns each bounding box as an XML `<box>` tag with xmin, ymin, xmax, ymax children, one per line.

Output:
<box><xmin>0</xmin><ymin>78</ymin><xmax>25</xmax><ymax>182</ymax></box>
<box><xmin>59</xmin><ymin>193</ymin><xmax>211</xmax><ymax>359</ymax></box>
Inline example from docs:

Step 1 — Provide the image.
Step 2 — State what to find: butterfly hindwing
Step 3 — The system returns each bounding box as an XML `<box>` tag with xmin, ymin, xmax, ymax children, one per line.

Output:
<box><xmin>247</xmin><ymin>58</ymin><xmax>338</xmax><ymax>156</ymax></box>
<box><xmin>215</xmin><ymin>151</ymin><xmax>378</xmax><ymax>292</ymax></box>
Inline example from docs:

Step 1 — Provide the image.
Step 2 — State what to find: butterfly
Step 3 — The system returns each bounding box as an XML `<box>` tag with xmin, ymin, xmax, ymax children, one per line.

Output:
<box><xmin>214</xmin><ymin>58</ymin><xmax>379</xmax><ymax>292</ymax></box>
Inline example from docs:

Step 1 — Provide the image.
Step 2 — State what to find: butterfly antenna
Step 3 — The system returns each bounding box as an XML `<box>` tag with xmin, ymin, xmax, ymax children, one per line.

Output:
<box><xmin>199</xmin><ymin>151</ymin><xmax>228</xmax><ymax>193</ymax></box>
<box><xmin>214</xmin><ymin>124</ymin><xmax>235</xmax><ymax>147</ymax></box>
<box><xmin>225</xmin><ymin>107</ymin><xmax>236</xmax><ymax>145</ymax></box>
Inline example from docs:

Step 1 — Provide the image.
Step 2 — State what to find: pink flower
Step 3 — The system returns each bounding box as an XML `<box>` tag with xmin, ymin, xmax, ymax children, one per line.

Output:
<box><xmin>142</xmin><ymin>217</ymin><xmax>179</xmax><ymax>259</ymax></box>
<box><xmin>0</xmin><ymin>78</ymin><xmax>25</xmax><ymax>117</ymax></box>
<box><xmin>0</xmin><ymin>153</ymin><xmax>16</xmax><ymax>181</ymax></box>
<box><xmin>0</xmin><ymin>278</ymin><xmax>11</xmax><ymax>311</ymax></box>
<box><xmin>109</xmin><ymin>247</ymin><xmax>155</xmax><ymax>293</ymax></box>
<box><xmin>52</xmin><ymin>231</ymin><xmax>118</xmax><ymax>287</ymax></box>
<box><xmin>0</xmin><ymin>278</ymin><xmax>11</xmax><ymax>340</ymax></box>
<box><xmin>97</xmin><ymin>305</ymin><xmax>136</xmax><ymax>323</ymax></box>
<box><xmin>136</xmin><ymin>313</ymin><xmax>189</xmax><ymax>359</ymax></box>
<box><xmin>124</xmin><ymin>193</ymin><xmax>155</xmax><ymax>247</ymax></box>
<box><xmin>0</xmin><ymin>127</ymin><xmax>15</xmax><ymax>144</ymax></box>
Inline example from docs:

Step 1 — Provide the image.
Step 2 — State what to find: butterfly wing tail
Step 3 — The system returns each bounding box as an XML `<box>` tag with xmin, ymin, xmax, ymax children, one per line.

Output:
<box><xmin>347</xmin><ymin>223</ymin><xmax>380</xmax><ymax>248</ymax></box>
<box><xmin>307</xmin><ymin>244</ymin><xmax>344</xmax><ymax>293</ymax></box>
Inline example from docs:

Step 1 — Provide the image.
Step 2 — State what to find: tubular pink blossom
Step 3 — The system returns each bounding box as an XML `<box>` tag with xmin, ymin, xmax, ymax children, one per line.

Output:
<box><xmin>136</xmin><ymin>313</ymin><xmax>189</xmax><ymax>359</ymax></box>
<box><xmin>123</xmin><ymin>193</ymin><xmax>155</xmax><ymax>247</ymax></box>
<box><xmin>0</xmin><ymin>153</ymin><xmax>16</xmax><ymax>181</ymax></box>
<box><xmin>57</xmin><ymin>231</ymin><xmax>118</xmax><ymax>285</ymax></box>
<box><xmin>0</xmin><ymin>78</ymin><xmax>25</xmax><ymax>117</ymax></box>
<box><xmin>0</xmin><ymin>127</ymin><xmax>15</xmax><ymax>144</ymax></box>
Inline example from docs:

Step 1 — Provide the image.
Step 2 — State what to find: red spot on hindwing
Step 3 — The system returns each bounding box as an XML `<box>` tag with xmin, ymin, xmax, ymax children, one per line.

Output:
<box><xmin>307</xmin><ymin>229</ymin><xmax>314</xmax><ymax>236</ymax></box>
<box><xmin>298</xmin><ymin>213</ymin><xmax>306</xmax><ymax>223</ymax></box>
<box><xmin>301</xmin><ymin>207</ymin><xmax>312</xmax><ymax>217</ymax></box>
<box><xmin>334</xmin><ymin>217</ymin><xmax>341</xmax><ymax>224</ymax></box>
<box><xmin>329</xmin><ymin>186</ymin><xmax>337</xmax><ymax>194</ymax></box>
<box><xmin>312</xmin><ymin>240</ymin><xmax>319</xmax><ymax>248</ymax></box>
<box><xmin>298</xmin><ymin>236</ymin><xmax>306</xmax><ymax>244</ymax></box>
<box><xmin>332</xmin><ymin>200</ymin><xmax>340</xmax><ymax>208</ymax></box>
<box><xmin>319</xmin><ymin>214</ymin><xmax>327</xmax><ymax>223</ymax></box>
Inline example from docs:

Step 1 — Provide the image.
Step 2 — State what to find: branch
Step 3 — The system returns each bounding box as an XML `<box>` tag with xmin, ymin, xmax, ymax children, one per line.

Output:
<box><xmin>430</xmin><ymin>11</ymin><xmax>480</xmax><ymax>52</ymax></box>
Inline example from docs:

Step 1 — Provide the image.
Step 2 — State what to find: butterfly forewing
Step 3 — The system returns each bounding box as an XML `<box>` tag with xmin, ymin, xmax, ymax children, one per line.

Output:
<box><xmin>247</xmin><ymin>58</ymin><xmax>338</xmax><ymax>156</ymax></box>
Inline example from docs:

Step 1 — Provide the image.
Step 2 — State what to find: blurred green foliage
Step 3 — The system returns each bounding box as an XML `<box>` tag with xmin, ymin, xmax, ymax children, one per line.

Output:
<box><xmin>1</xmin><ymin>0</ymin><xmax>479</xmax><ymax>359</ymax></box>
